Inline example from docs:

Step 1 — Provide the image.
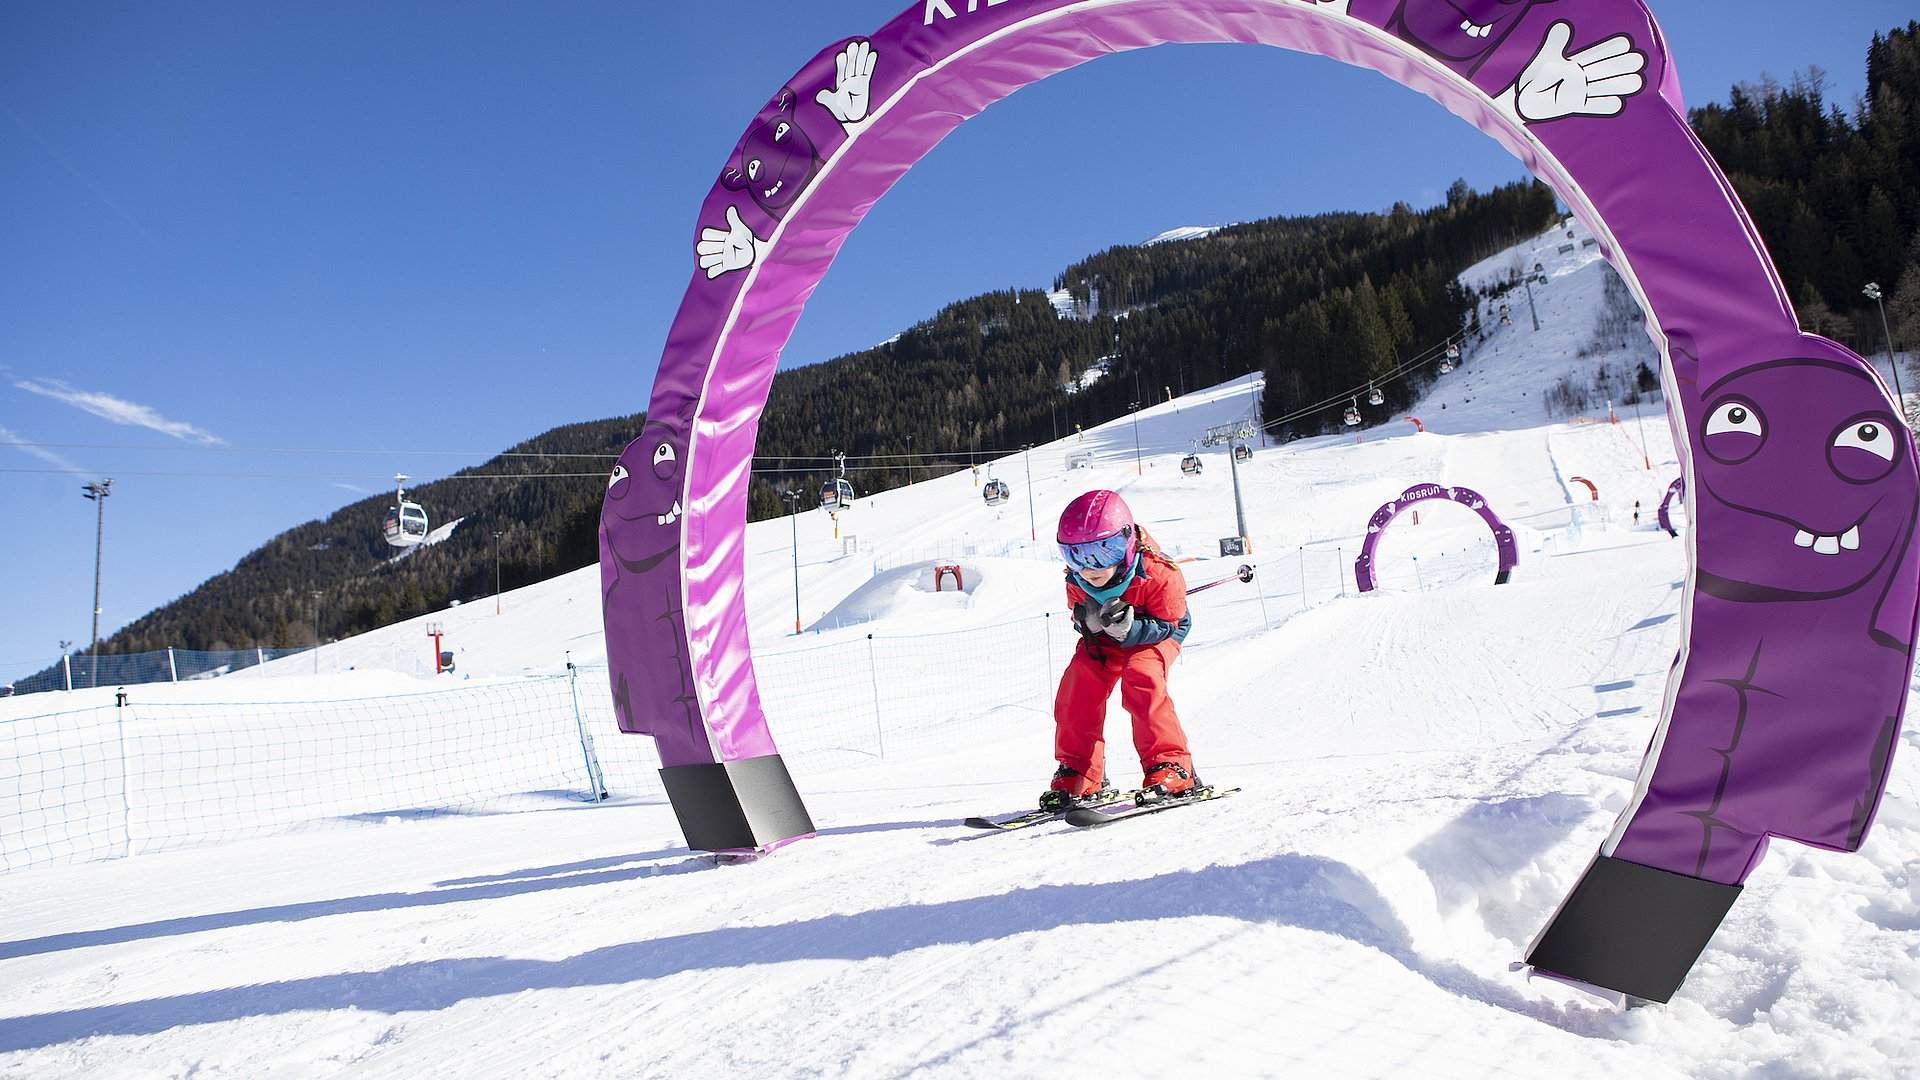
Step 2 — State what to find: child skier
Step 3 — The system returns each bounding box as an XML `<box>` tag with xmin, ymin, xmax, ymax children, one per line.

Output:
<box><xmin>1042</xmin><ymin>489</ymin><xmax>1203</xmax><ymax>811</ymax></box>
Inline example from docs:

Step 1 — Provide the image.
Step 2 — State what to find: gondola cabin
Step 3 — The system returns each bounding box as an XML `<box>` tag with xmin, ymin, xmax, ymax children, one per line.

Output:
<box><xmin>982</xmin><ymin>479</ymin><xmax>1010</xmax><ymax>505</ymax></box>
<box><xmin>1342</xmin><ymin>407</ymin><xmax>1361</xmax><ymax>427</ymax></box>
<box><xmin>1439</xmin><ymin>357</ymin><xmax>1455</xmax><ymax>373</ymax></box>
<box><xmin>1367</xmin><ymin>387</ymin><xmax>1384</xmax><ymax>406</ymax></box>
<box><xmin>821</xmin><ymin>477</ymin><xmax>855</xmax><ymax>512</ymax></box>
<box><xmin>1180</xmin><ymin>454</ymin><xmax>1203</xmax><ymax>476</ymax></box>
<box><xmin>383</xmin><ymin>499</ymin><xmax>429</xmax><ymax>548</ymax></box>
<box><xmin>1233</xmin><ymin>444</ymin><xmax>1253</xmax><ymax>462</ymax></box>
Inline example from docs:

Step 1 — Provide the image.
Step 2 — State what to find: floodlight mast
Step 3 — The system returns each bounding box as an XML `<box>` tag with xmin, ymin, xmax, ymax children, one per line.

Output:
<box><xmin>1864</xmin><ymin>282</ymin><xmax>1906</xmax><ymax>425</ymax></box>
<box><xmin>81</xmin><ymin>478</ymin><xmax>112</xmax><ymax>687</ymax></box>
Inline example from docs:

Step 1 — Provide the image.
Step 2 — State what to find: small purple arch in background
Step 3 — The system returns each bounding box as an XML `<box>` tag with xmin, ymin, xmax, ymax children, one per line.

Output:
<box><xmin>1353</xmin><ymin>483</ymin><xmax>1519</xmax><ymax>592</ymax></box>
<box><xmin>1658</xmin><ymin>476</ymin><xmax>1685</xmax><ymax>536</ymax></box>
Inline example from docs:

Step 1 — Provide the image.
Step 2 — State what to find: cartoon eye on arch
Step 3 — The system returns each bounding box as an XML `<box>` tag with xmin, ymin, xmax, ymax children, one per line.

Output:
<box><xmin>1830</xmin><ymin>414</ymin><xmax>1902</xmax><ymax>483</ymax></box>
<box><xmin>1703</xmin><ymin>399</ymin><xmax>1765</xmax><ymax>464</ymax></box>
<box><xmin>774</xmin><ymin>121</ymin><xmax>790</xmax><ymax>142</ymax></box>
<box><xmin>652</xmin><ymin>441</ymin><xmax>678</xmax><ymax>479</ymax></box>
<box><xmin>608</xmin><ymin>463</ymin><xmax>629</xmax><ymax>494</ymax></box>
<box><xmin>746</xmin><ymin>160</ymin><xmax>761</xmax><ymax>182</ymax></box>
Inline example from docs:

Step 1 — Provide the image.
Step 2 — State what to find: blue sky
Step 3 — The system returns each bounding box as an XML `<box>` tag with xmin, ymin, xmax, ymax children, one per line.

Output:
<box><xmin>1</xmin><ymin>1</ymin><xmax>1910</xmax><ymax>674</ymax></box>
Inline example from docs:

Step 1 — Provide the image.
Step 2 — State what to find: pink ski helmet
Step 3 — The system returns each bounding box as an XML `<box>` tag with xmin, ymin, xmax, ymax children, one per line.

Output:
<box><xmin>1057</xmin><ymin>490</ymin><xmax>1136</xmax><ymax>570</ymax></box>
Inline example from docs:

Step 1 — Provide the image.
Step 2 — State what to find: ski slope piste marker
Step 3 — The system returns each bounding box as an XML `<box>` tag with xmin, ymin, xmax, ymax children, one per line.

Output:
<box><xmin>598</xmin><ymin>0</ymin><xmax>1918</xmax><ymax>1005</ymax></box>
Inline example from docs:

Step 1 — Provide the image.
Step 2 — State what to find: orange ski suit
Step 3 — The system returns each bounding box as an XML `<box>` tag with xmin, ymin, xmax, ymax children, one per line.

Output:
<box><xmin>1054</xmin><ymin>542</ymin><xmax>1194</xmax><ymax>788</ymax></box>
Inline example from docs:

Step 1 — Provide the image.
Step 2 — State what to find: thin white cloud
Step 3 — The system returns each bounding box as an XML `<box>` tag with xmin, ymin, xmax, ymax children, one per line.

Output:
<box><xmin>331</xmin><ymin>482</ymin><xmax>370</xmax><ymax>494</ymax></box>
<box><xmin>0</xmin><ymin>422</ymin><xmax>87</xmax><ymax>474</ymax></box>
<box><xmin>14</xmin><ymin>378</ymin><xmax>224</xmax><ymax>444</ymax></box>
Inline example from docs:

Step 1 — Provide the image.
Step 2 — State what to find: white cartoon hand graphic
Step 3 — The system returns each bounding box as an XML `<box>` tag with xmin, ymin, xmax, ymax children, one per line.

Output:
<box><xmin>1509</xmin><ymin>21</ymin><xmax>1645</xmax><ymax>122</ymax></box>
<box><xmin>696</xmin><ymin>205</ymin><xmax>764</xmax><ymax>279</ymax></box>
<box><xmin>815</xmin><ymin>40</ymin><xmax>877</xmax><ymax>126</ymax></box>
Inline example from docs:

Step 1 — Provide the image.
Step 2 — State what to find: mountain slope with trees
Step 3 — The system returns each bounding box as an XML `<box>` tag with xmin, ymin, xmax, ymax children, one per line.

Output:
<box><xmin>79</xmin><ymin>21</ymin><xmax>1920</xmax><ymax>664</ymax></box>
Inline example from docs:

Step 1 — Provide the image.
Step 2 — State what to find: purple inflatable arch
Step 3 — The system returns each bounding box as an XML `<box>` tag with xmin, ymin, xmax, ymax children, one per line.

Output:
<box><xmin>1657</xmin><ymin>475</ymin><xmax>1685</xmax><ymax>537</ymax></box>
<box><xmin>1353</xmin><ymin>483</ymin><xmax>1518</xmax><ymax>592</ymax></box>
<box><xmin>601</xmin><ymin>0</ymin><xmax>1919</xmax><ymax>1001</ymax></box>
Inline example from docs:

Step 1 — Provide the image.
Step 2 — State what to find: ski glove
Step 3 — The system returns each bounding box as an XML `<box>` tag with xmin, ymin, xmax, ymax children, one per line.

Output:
<box><xmin>1099</xmin><ymin>599</ymin><xmax>1134</xmax><ymax>640</ymax></box>
<box><xmin>1072</xmin><ymin>597</ymin><xmax>1106</xmax><ymax>638</ymax></box>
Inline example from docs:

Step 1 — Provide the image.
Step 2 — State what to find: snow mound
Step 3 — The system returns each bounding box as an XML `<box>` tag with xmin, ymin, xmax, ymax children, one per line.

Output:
<box><xmin>812</xmin><ymin>557</ymin><xmax>1065</xmax><ymax>631</ymax></box>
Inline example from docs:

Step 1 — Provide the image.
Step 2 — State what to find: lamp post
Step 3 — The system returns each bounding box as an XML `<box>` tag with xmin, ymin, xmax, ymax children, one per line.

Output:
<box><xmin>81</xmin><ymin>478</ymin><xmax>112</xmax><ymax>687</ymax></box>
<box><xmin>493</xmin><ymin>530</ymin><xmax>503</xmax><ymax>614</ymax></box>
<box><xmin>1630</xmin><ymin>395</ymin><xmax>1652</xmax><ymax>470</ymax></box>
<box><xmin>311</xmin><ymin>591</ymin><xmax>323</xmax><ymax>674</ymax></box>
<box><xmin>782</xmin><ymin>487</ymin><xmax>804</xmax><ymax>633</ymax></box>
<box><xmin>1129</xmin><ymin>400</ymin><xmax>1143</xmax><ymax>475</ymax></box>
<box><xmin>1022</xmin><ymin>444</ymin><xmax>1037</xmax><ymax>541</ymax></box>
<box><xmin>1864</xmin><ymin>282</ymin><xmax>1905</xmax><ymax>425</ymax></box>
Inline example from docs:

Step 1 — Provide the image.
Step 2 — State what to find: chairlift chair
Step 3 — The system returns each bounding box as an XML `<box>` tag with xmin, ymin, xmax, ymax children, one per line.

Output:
<box><xmin>382</xmin><ymin>475</ymin><xmax>429</xmax><ymax>548</ymax></box>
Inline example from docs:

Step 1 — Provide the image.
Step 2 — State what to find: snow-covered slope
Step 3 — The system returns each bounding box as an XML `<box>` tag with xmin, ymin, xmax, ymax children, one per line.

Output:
<box><xmin>2</xmin><ymin>221</ymin><xmax>1915</xmax><ymax>1080</ymax></box>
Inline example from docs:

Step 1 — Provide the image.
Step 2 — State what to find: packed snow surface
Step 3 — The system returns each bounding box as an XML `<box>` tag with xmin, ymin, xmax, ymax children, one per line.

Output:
<box><xmin>3</xmin><ymin>221</ymin><xmax>1918</xmax><ymax>1079</ymax></box>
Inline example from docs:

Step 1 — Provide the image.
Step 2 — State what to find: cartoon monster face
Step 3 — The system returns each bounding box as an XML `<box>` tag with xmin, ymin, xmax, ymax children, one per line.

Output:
<box><xmin>720</xmin><ymin>88</ymin><xmax>818</xmax><ymax>220</ymax></box>
<box><xmin>1393</xmin><ymin>0</ymin><xmax>1554</xmax><ymax>66</ymax></box>
<box><xmin>1693</xmin><ymin>358</ymin><xmax>1914</xmax><ymax>599</ymax></box>
<box><xmin>602</xmin><ymin>403</ymin><xmax>694</xmax><ymax>588</ymax></box>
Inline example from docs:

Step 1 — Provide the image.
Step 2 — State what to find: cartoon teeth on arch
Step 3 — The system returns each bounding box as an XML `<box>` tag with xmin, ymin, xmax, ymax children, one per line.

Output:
<box><xmin>601</xmin><ymin>398</ymin><xmax>696</xmax><ymax>602</ymax></box>
<box><xmin>1350</xmin><ymin>1</ymin><xmax>1646</xmax><ymax>125</ymax></box>
<box><xmin>1387</xmin><ymin>0</ymin><xmax>1555</xmax><ymax>71</ymax></box>
<box><xmin>696</xmin><ymin>40</ymin><xmax>879</xmax><ymax>280</ymax></box>
<box><xmin>1692</xmin><ymin>358</ymin><xmax>1915</xmax><ymax>604</ymax></box>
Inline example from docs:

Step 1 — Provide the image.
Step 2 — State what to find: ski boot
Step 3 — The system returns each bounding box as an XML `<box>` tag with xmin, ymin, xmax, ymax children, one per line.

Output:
<box><xmin>1039</xmin><ymin>765</ymin><xmax>1115</xmax><ymax>812</ymax></box>
<box><xmin>1137</xmin><ymin>761</ymin><xmax>1201</xmax><ymax>805</ymax></box>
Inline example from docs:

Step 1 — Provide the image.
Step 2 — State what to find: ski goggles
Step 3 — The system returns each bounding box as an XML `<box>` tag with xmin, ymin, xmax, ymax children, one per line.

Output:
<box><xmin>1058</xmin><ymin>530</ymin><xmax>1132</xmax><ymax>571</ymax></box>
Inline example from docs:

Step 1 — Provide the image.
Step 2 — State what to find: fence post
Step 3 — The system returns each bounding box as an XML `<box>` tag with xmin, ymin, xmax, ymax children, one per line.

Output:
<box><xmin>168</xmin><ymin>647</ymin><xmax>178</xmax><ymax>682</ymax></box>
<box><xmin>63</xmin><ymin>653</ymin><xmax>72</xmax><ymax>692</ymax></box>
<box><xmin>1337</xmin><ymin>547</ymin><xmax>1347</xmax><ymax>598</ymax></box>
<box><xmin>256</xmin><ymin>647</ymin><xmax>265</xmax><ymax>669</ymax></box>
<box><xmin>114</xmin><ymin>689</ymin><xmax>133</xmax><ymax>857</ymax></box>
<box><xmin>565</xmin><ymin>653</ymin><xmax>608</xmax><ymax>801</ymax></box>
<box><xmin>1253</xmin><ymin>560</ymin><xmax>1272</xmax><ymax>630</ymax></box>
<box><xmin>866</xmin><ymin>634</ymin><xmax>886</xmax><ymax>759</ymax></box>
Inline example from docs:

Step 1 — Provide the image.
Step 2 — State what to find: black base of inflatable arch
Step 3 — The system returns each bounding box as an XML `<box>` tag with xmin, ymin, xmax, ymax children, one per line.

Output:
<box><xmin>1525</xmin><ymin>854</ymin><xmax>1742</xmax><ymax>1003</ymax></box>
<box><xmin>659</xmin><ymin>754</ymin><xmax>816</xmax><ymax>853</ymax></box>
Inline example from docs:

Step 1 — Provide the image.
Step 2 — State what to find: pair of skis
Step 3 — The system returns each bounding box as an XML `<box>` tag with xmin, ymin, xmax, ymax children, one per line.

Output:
<box><xmin>964</xmin><ymin>785</ymin><xmax>1239</xmax><ymax>831</ymax></box>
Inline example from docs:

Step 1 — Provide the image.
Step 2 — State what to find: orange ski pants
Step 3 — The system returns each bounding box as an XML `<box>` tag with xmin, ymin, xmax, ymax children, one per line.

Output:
<box><xmin>1053</xmin><ymin>637</ymin><xmax>1192</xmax><ymax>787</ymax></box>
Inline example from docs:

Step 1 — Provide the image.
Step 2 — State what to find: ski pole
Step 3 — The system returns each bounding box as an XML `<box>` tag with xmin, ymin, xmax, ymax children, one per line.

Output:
<box><xmin>1187</xmin><ymin>564</ymin><xmax>1255</xmax><ymax>596</ymax></box>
